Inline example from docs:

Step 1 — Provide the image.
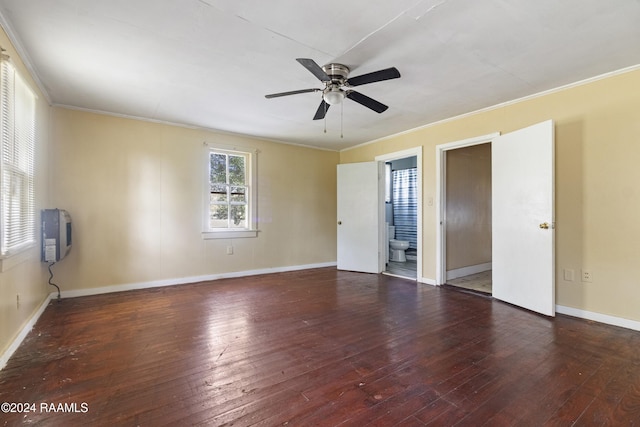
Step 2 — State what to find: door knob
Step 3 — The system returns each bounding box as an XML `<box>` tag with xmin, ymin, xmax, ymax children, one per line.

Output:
<box><xmin>539</xmin><ymin>222</ymin><xmax>549</xmax><ymax>229</ymax></box>
<box><xmin>338</xmin><ymin>221</ymin><xmax>342</xmax><ymax>225</ymax></box>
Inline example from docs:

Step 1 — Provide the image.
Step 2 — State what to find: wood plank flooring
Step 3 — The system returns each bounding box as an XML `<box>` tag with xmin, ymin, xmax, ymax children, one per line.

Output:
<box><xmin>1</xmin><ymin>267</ymin><xmax>640</xmax><ymax>426</ymax></box>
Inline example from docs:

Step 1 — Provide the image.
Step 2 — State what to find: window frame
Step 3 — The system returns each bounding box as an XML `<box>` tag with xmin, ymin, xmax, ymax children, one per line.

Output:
<box><xmin>0</xmin><ymin>54</ymin><xmax>36</xmax><ymax>259</ymax></box>
<box><xmin>202</xmin><ymin>143</ymin><xmax>258</xmax><ymax>239</ymax></box>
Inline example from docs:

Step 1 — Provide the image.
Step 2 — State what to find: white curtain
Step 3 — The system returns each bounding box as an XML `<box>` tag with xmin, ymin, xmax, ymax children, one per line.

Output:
<box><xmin>392</xmin><ymin>168</ymin><xmax>417</xmax><ymax>250</ymax></box>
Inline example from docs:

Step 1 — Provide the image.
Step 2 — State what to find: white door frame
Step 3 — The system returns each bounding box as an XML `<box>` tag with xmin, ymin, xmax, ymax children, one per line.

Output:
<box><xmin>376</xmin><ymin>146</ymin><xmax>423</xmax><ymax>282</ymax></box>
<box><xmin>435</xmin><ymin>133</ymin><xmax>500</xmax><ymax>285</ymax></box>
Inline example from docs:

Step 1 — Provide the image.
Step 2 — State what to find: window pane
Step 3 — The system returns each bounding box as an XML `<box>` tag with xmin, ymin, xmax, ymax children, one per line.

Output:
<box><xmin>230</xmin><ymin>186</ymin><xmax>246</xmax><ymax>203</ymax></box>
<box><xmin>229</xmin><ymin>205</ymin><xmax>246</xmax><ymax>228</ymax></box>
<box><xmin>210</xmin><ymin>193</ymin><xmax>227</xmax><ymax>203</ymax></box>
<box><xmin>228</xmin><ymin>155</ymin><xmax>245</xmax><ymax>185</ymax></box>
<box><xmin>210</xmin><ymin>153</ymin><xmax>227</xmax><ymax>184</ymax></box>
<box><xmin>1</xmin><ymin>60</ymin><xmax>36</xmax><ymax>254</ymax></box>
<box><xmin>209</xmin><ymin>204</ymin><xmax>228</xmax><ymax>228</ymax></box>
<box><xmin>210</xmin><ymin>183</ymin><xmax>228</xmax><ymax>202</ymax></box>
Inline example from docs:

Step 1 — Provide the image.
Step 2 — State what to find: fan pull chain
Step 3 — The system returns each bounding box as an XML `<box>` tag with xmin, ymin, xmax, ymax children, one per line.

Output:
<box><xmin>340</xmin><ymin>101</ymin><xmax>344</xmax><ymax>138</ymax></box>
<box><xmin>323</xmin><ymin>101</ymin><xmax>327</xmax><ymax>133</ymax></box>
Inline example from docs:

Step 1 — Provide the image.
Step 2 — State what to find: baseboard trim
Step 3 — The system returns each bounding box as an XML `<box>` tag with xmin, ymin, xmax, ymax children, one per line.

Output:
<box><xmin>60</xmin><ymin>262</ymin><xmax>338</xmax><ymax>299</ymax></box>
<box><xmin>0</xmin><ymin>262</ymin><xmax>336</xmax><ymax>371</ymax></box>
<box><xmin>556</xmin><ymin>305</ymin><xmax>640</xmax><ymax>332</ymax></box>
<box><xmin>446</xmin><ymin>263</ymin><xmax>492</xmax><ymax>280</ymax></box>
<box><xmin>0</xmin><ymin>293</ymin><xmax>53</xmax><ymax>371</ymax></box>
<box><xmin>420</xmin><ymin>277</ymin><xmax>437</xmax><ymax>286</ymax></box>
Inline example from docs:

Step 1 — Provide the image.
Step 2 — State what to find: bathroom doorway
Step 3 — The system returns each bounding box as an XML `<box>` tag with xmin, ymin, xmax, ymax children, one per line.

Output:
<box><xmin>376</xmin><ymin>148</ymin><xmax>423</xmax><ymax>281</ymax></box>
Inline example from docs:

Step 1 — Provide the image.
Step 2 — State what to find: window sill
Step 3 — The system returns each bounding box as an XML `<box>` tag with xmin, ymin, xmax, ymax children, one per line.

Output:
<box><xmin>0</xmin><ymin>243</ymin><xmax>37</xmax><ymax>272</ymax></box>
<box><xmin>202</xmin><ymin>229</ymin><xmax>258</xmax><ymax>239</ymax></box>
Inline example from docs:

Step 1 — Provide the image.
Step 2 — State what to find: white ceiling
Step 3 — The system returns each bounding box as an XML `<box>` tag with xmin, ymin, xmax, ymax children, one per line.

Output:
<box><xmin>0</xmin><ymin>0</ymin><xmax>639</xmax><ymax>151</ymax></box>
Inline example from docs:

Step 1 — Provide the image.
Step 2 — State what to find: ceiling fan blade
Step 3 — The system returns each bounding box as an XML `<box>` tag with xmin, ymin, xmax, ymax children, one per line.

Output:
<box><xmin>296</xmin><ymin>58</ymin><xmax>331</xmax><ymax>82</ymax></box>
<box><xmin>346</xmin><ymin>91</ymin><xmax>388</xmax><ymax>113</ymax></box>
<box><xmin>265</xmin><ymin>88</ymin><xmax>320</xmax><ymax>99</ymax></box>
<box><xmin>313</xmin><ymin>100</ymin><xmax>330</xmax><ymax>120</ymax></box>
<box><xmin>347</xmin><ymin>67</ymin><xmax>401</xmax><ymax>87</ymax></box>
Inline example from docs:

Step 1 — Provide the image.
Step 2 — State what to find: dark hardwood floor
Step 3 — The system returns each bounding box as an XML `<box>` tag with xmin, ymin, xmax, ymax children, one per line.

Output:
<box><xmin>1</xmin><ymin>267</ymin><xmax>639</xmax><ymax>426</ymax></box>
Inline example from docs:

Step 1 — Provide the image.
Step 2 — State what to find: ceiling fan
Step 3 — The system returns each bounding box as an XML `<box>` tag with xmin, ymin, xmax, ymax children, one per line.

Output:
<box><xmin>265</xmin><ymin>58</ymin><xmax>401</xmax><ymax>120</ymax></box>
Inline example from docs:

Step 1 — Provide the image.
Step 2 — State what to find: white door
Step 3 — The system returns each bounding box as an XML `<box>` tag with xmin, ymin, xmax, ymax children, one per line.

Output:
<box><xmin>492</xmin><ymin>120</ymin><xmax>555</xmax><ymax>316</ymax></box>
<box><xmin>337</xmin><ymin>162</ymin><xmax>384</xmax><ymax>273</ymax></box>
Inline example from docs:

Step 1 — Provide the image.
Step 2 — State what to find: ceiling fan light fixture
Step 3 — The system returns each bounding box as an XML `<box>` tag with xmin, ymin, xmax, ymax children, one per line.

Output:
<box><xmin>323</xmin><ymin>87</ymin><xmax>345</xmax><ymax>105</ymax></box>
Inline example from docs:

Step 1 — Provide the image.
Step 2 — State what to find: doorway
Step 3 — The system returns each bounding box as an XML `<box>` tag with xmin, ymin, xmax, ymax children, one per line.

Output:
<box><xmin>376</xmin><ymin>147</ymin><xmax>423</xmax><ymax>281</ymax></box>
<box><xmin>444</xmin><ymin>143</ymin><xmax>492</xmax><ymax>294</ymax></box>
<box><xmin>435</xmin><ymin>121</ymin><xmax>555</xmax><ymax>317</ymax></box>
<box><xmin>436</xmin><ymin>133</ymin><xmax>499</xmax><ymax>288</ymax></box>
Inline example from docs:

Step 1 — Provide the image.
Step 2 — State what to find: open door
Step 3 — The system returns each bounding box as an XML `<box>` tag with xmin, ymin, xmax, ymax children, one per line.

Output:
<box><xmin>337</xmin><ymin>162</ymin><xmax>384</xmax><ymax>273</ymax></box>
<box><xmin>492</xmin><ymin>120</ymin><xmax>555</xmax><ymax>316</ymax></box>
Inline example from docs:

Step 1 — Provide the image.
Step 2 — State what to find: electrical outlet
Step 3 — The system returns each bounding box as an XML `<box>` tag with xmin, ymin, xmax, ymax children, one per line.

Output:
<box><xmin>582</xmin><ymin>270</ymin><xmax>593</xmax><ymax>283</ymax></box>
<box><xmin>226</xmin><ymin>246</ymin><xmax>233</xmax><ymax>255</ymax></box>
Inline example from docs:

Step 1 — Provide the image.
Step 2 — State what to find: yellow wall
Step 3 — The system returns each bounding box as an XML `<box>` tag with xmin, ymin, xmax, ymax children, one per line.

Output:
<box><xmin>0</xmin><ymin>28</ymin><xmax>52</xmax><ymax>358</ymax></box>
<box><xmin>49</xmin><ymin>108</ymin><xmax>339</xmax><ymax>291</ymax></box>
<box><xmin>341</xmin><ymin>68</ymin><xmax>640</xmax><ymax>323</ymax></box>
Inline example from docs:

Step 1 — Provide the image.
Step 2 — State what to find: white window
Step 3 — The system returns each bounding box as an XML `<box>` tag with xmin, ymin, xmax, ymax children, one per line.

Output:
<box><xmin>0</xmin><ymin>55</ymin><xmax>36</xmax><ymax>257</ymax></box>
<box><xmin>203</xmin><ymin>144</ymin><xmax>257</xmax><ymax>239</ymax></box>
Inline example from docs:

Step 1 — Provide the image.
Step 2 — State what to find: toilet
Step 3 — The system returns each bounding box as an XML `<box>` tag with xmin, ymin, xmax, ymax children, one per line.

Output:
<box><xmin>388</xmin><ymin>225</ymin><xmax>410</xmax><ymax>262</ymax></box>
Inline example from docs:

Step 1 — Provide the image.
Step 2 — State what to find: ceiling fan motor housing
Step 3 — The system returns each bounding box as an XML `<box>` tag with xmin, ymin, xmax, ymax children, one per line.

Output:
<box><xmin>322</xmin><ymin>64</ymin><xmax>349</xmax><ymax>104</ymax></box>
<box><xmin>322</xmin><ymin>63</ymin><xmax>350</xmax><ymax>82</ymax></box>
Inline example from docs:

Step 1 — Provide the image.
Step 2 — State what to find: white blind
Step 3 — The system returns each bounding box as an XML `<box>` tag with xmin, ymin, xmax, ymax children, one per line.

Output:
<box><xmin>0</xmin><ymin>57</ymin><xmax>36</xmax><ymax>256</ymax></box>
